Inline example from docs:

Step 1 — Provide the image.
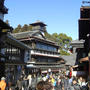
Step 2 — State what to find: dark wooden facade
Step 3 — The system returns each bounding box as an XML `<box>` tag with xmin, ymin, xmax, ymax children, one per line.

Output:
<box><xmin>12</xmin><ymin>21</ymin><xmax>65</xmax><ymax>73</ymax></box>
<box><xmin>0</xmin><ymin>0</ymin><xmax>31</xmax><ymax>85</ymax></box>
<box><xmin>0</xmin><ymin>0</ymin><xmax>8</xmax><ymax>21</ymax></box>
<box><xmin>71</xmin><ymin>39</ymin><xmax>89</xmax><ymax>77</ymax></box>
<box><xmin>70</xmin><ymin>5</ymin><xmax>90</xmax><ymax>77</ymax></box>
<box><xmin>79</xmin><ymin>6</ymin><xmax>90</xmax><ymax>40</ymax></box>
<box><xmin>0</xmin><ymin>0</ymin><xmax>8</xmax><ymax>14</ymax></box>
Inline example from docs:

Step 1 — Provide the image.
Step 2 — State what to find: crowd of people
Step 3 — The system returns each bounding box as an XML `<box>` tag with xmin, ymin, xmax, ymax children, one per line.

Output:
<box><xmin>0</xmin><ymin>72</ymin><xmax>90</xmax><ymax>90</ymax></box>
<box><xmin>36</xmin><ymin>74</ymin><xmax>89</xmax><ymax>90</ymax></box>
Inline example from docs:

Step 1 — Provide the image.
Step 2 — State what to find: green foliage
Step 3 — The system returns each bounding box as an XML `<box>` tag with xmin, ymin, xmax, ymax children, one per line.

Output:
<box><xmin>12</xmin><ymin>24</ymin><xmax>32</xmax><ymax>33</ymax></box>
<box><xmin>21</xmin><ymin>24</ymin><xmax>28</xmax><ymax>32</ymax></box>
<box><xmin>60</xmin><ymin>49</ymin><xmax>70</xmax><ymax>55</ymax></box>
<box><xmin>28</xmin><ymin>25</ymin><xmax>32</xmax><ymax>31</ymax></box>
<box><xmin>44</xmin><ymin>32</ymin><xmax>57</xmax><ymax>42</ymax></box>
<box><xmin>5</xmin><ymin>20</ymin><xmax>9</xmax><ymax>25</ymax></box>
<box><xmin>13</xmin><ymin>24</ymin><xmax>22</xmax><ymax>33</ymax></box>
<box><xmin>45</xmin><ymin>32</ymin><xmax>72</xmax><ymax>55</ymax></box>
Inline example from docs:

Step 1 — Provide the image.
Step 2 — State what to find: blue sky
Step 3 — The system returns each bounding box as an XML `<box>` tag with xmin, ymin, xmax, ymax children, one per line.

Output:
<box><xmin>4</xmin><ymin>0</ymin><xmax>83</xmax><ymax>40</ymax></box>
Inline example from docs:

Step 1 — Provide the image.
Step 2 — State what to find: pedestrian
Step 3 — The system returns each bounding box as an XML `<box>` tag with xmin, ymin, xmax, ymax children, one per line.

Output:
<box><xmin>81</xmin><ymin>78</ymin><xmax>88</xmax><ymax>90</ymax></box>
<box><xmin>0</xmin><ymin>77</ymin><xmax>6</xmax><ymax>90</ymax></box>
<box><xmin>31</xmin><ymin>74</ymin><xmax>37</xmax><ymax>90</ymax></box>
<box><xmin>87</xmin><ymin>81</ymin><xmax>90</xmax><ymax>90</ymax></box>
<box><xmin>16</xmin><ymin>78</ymin><xmax>22</xmax><ymax>90</ymax></box>
<box><xmin>60</xmin><ymin>76</ymin><xmax>65</xmax><ymax>90</ymax></box>
<box><xmin>36</xmin><ymin>81</ymin><xmax>54</xmax><ymax>90</ymax></box>
<box><xmin>56</xmin><ymin>76</ymin><xmax>62</xmax><ymax>90</ymax></box>
<box><xmin>23</xmin><ymin>75</ymin><xmax>28</xmax><ymax>90</ymax></box>
<box><xmin>69</xmin><ymin>76</ymin><xmax>74</xmax><ymax>86</ymax></box>
<box><xmin>37</xmin><ymin>75</ymin><xmax>42</xmax><ymax>83</ymax></box>
<box><xmin>72</xmin><ymin>78</ymin><xmax>81</xmax><ymax>90</ymax></box>
<box><xmin>63</xmin><ymin>75</ymin><xmax>69</xmax><ymax>90</ymax></box>
<box><xmin>8</xmin><ymin>82</ymin><xmax>13</xmax><ymax>90</ymax></box>
<box><xmin>27</xmin><ymin>74</ymin><xmax>32</xmax><ymax>90</ymax></box>
<box><xmin>78</xmin><ymin>77</ymin><xmax>83</xmax><ymax>87</ymax></box>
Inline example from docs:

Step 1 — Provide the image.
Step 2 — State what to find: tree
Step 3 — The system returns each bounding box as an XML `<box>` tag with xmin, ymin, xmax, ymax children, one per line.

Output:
<box><xmin>52</xmin><ymin>33</ymin><xmax>59</xmax><ymax>42</ymax></box>
<box><xmin>45</xmin><ymin>32</ymin><xmax>56</xmax><ymax>41</ymax></box>
<box><xmin>53</xmin><ymin>33</ymin><xmax>72</xmax><ymax>55</ymax></box>
<box><xmin>13</xmin><ymin>24</ymin><xmax>22</xmax><ymax>33</ymax></box>
<box><xmin>28</xmin><ymin>25</ymin><xmax>32</xmax><ymax>31</ymax></box>
<box><xmin>21</xmin><ymin>24</ymin><xmax>28</xmax><ymax>32</ymax></box>
<box><xmin>45</xmin><ymin>32</ymin><xmax>72</xmax><ymax>55</ymax></box>
<box><xmin>5</xmin><ymin>20</ymin><xmax>9</xmax><ymax>25</ymax></box>
<box><xmin>13</xmin><ymin>24</ymin><xmax>33</xmax><ymax>33</ymax></box>
<box><xmin>46</xmin><ymin>33</ymin><xmax>72</xmax><ymax>55</ymax></box>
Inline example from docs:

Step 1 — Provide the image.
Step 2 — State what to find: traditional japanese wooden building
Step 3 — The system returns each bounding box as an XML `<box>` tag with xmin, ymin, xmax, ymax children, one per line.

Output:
<box><xmin>70</xmin><ymin>40</ymin><xmax>88</xmax><ymax>77</ymax></box>
<box><xmin>0</xmin><ymin>0</ymin><xmax>11</xmax><ymax>79</ymax></box>
<box><xmin>0</xmin><ymin>21</ymin><xmax>31</xmax><ymax>85</ymax></box>
<box><xmin>12</xmin><ymin>21</ymin><xmax>65</xmax><ymax>74</ymax></box>
<box><xmin>0</xmin><ymin>0</ymin><xmax>31</xmax><ymax>84</ymax></box>
<box><xmin>4</xmin><ymin>34</ymin><xmax>31</xmax><ymax>84</ymax></box>
<box><xmin>70</xmin><ymin>4</ymin><xmax>90</xmax><ymax>77</ymax></box>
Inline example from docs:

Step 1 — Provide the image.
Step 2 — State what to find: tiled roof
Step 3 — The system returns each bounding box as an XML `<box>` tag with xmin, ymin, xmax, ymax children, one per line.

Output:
<box><xmin>71</xmin><ymin>39</ymin><xmax>85</xmax><ymax>44</ymax></box>
<box><xmin>12</xmin><ymin>30</ymin><xmax>40</xmax><ymax>39</ymax></box>
<box><xmin>30</xmin><ymin>21</ymin><xmax>47</xmax><ymax>26</ymax></box>
<box><xmin>71</xmin><ymin>40</ymin><xmax>85</xmax><ymax>48</ymax></box>
<box><xmin>6</xmin><ymin>34</ymin><xmax>31</xmax><ymax>50</ymax></box>
<box><xmin>61</xmin><ymin>54</ymin><xmax>76</xmax><ymax>66</ymax></box>
<box><xmin>12</xmin><ymin>30</ymin><xmax>59</xmax><ymax>46</ymax></box>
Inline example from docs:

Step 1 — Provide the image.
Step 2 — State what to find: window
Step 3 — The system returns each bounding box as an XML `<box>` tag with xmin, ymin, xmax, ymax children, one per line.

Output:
<box><xmin>36</xmin><ymin>42</ymin><xmax>57</xmax><ymax>52</ymax></box>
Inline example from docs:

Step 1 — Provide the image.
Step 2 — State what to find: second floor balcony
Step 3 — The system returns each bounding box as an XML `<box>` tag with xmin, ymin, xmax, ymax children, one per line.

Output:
<box><xmin>31</xmin><ymin>49</ymin><xmax>60</xmax><ymax>58</ymax></box>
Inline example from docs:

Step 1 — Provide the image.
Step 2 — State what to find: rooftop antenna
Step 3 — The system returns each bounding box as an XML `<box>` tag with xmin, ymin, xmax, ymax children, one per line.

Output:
<box><xmin>82</xmin><ymin>0</ymin><xmax>90</xmax><ymax>6</ymax></box>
